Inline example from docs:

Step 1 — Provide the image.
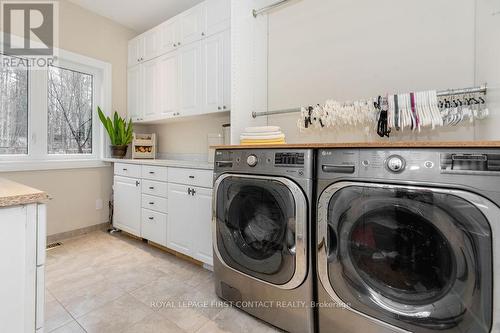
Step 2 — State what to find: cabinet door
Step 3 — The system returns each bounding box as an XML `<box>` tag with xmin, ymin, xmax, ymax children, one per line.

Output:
<box><xmin>206</xmin><ymin>0</ymin><xmax>231</xmax><ymax>36</ymax></box>
<box><xmin>113</xmin><ymin>176</ymin><xmax>142</xmax><ymax>237</ymax></box>
<box><xmin>202</xmin><ymin>32</ymin><xmax>224</xmax><ymax>114</ymax></box>
<box><xmin>192</xmin><ymin>187</ymin><xmax>214</xmax><ymax>265</ymax></box>
<box><xmin>222</xmin><ymin>29</ymin><xmax>231</xmax><ymax>111</ymax></box>
<box><xmin>143</xmin><ymin>28</ymin><xmax>160</xmax><ymax>61</ymax></box>
<box><xmin>158</xmin><ymin>51</ymin><xmax>178</xmax><ymax>116</ymax></box>
<box><xmin>159</xmin><ymin>19</ymin><xmax>180</xmax><ymax>55</ymax></box>
<box><xmin>141</xmin><ymin>209</ymin><xmax>167</xmax><ymax>247</ymax></box>
<box><xmin>0</xmin><ymin>206</ymin><xmax>36</xmax><ymax>333</ymax></box>
<box><xmin>127</xmin><ymin>65</ymin><xmax>143</xmax><ymax>121</ymax></box>
<box><xmin>179</xmin><ymin>2</ymin><xmax>206</xmax><ymax>45</ymax></box>
<box><xmin>178</xmin><ymin>41</ymin><xmax>203</xmax><ymax>116</ymax></box>
<box><xmin>142</xmin><ymin>59</ymin><xmax>160</xmax><ymax>118</ymax></box>
<box><xmin>128</xmin><ymin>37</ymin><xmax>144</xmax><ymax>67</ymax></box>
<box><xmin>167</xmin><ymin>183</ymin><xmax>193</xmax><ymax>256</ymax></box>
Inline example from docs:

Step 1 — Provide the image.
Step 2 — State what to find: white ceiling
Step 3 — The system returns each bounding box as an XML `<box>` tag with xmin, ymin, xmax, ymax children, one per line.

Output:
<box><xmin>68</xmin><ymin>0</ymin><xmax>204</xmax><ymax>33</ymax></box>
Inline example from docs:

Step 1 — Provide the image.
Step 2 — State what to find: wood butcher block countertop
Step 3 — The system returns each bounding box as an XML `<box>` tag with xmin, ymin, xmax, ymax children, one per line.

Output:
<box><xmin>213</xmin><ymin>140</ymin><xmax>500</xmax><ymax>150</ymax></box>
<box><xmin>0</xmin><ymin>178</ymin><xmax>48</xmax><ymax>208</ymax></box>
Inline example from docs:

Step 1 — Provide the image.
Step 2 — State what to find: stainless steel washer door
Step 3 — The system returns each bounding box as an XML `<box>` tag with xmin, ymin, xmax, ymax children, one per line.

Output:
<box><xmin>214</xmin><ymin>174</ymin><xmax>308</xmax><ymax>289</ymax></box>
<box><xmin>317</xmin><ymin>182</ymin><xmax>494</xmax><ymax>333</ymax></box>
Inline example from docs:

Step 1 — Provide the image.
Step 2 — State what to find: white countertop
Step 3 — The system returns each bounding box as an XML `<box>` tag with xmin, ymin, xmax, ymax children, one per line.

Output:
<box><xmin>0</xmin><ymin>178</ymin><xmax>48</xmax><ymax>207</ymax></box>
<box><xmin>103</xmin><ymin>158</ymin><xmax>214</xmax><ymax>170</ymax></box>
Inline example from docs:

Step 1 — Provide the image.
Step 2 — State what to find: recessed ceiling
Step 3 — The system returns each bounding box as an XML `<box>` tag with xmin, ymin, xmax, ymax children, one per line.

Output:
<box><xmin>68</xmin><ymin>0</ymin><xmax>204</xmax><ymax>33</ymax></box>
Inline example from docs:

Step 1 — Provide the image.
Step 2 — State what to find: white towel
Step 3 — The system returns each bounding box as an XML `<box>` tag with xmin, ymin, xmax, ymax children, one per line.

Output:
<box><xmin>240</xmin><ymin>133</ymin><xmax>285</xmax><ymax>140</ymax></box>
<box><xmin>244</xmin><ymin>126</ymin><xmax>281</xmax><ymax>133</ymax></box>
<box><xmin>240</xmin><ymin>131</ymin><xmax>283</xmax><ymax>137</ymax></box>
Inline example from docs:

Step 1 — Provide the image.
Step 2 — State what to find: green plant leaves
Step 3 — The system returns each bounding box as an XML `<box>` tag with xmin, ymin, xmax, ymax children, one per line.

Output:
<box><xmin>97</xmin><ymin>106</ymin><xmax>133</xmax><ymax>146</ymax></box>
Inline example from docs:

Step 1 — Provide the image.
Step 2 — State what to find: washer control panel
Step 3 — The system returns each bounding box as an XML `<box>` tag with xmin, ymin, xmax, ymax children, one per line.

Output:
<box><xmin>246</xmin><ymin>154</ymin><xmax>258</xmax><ymax>167</ymax></box>
<box><xmin>386</xmin><ymin>155</ymin><xmax>406</xmax><ymax>173</ymax></box>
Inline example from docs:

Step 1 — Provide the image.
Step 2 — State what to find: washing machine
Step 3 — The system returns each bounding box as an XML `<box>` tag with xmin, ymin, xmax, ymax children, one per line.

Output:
<box><xmin>213</xmin><ymin>149</ymin><xmax>315</xmax><ymax>333</ymax></box>
<box><xmin>316</xmin><ymin>148</ymin><xmax>500</xmax><ymax>333</ymax></box>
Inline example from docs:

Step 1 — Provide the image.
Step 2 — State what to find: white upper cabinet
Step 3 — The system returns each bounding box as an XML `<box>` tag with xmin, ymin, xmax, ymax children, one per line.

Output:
<box><xmin>127</xmin><ymin>65</ymin><xmax>143</xmax><ymax>121</ymax></box>
<box><xmin>159</xmin><ymin>18</ymin><xmax>180</xmax><ymax>55</ymax></box>
<box><xmin>127</xmin><ymin>0</ymin><xmax>230</xmax><ymax>123</ymax></box>
<box><xmin>143</xmin><ymin>28</ymin><xmax>161</xmax><ymax>61</ymax></box>
<box><xmin>128</xmin><ymin>37</ymin><xmax>144</xmax><ymax>67</ymax></box>
<box><xmin>178</xmin><ymin>41</ymin><xmax>203</xmax><ymax>116</ymax></box>
<box><xmin>179</xmin><ymin>2</ymin><xmax>206</xmax><ymax>45</ymax></box>
<box><xmin>202</xmin><ymin>32</ymin><xmax>224</xmax><ymax>113</ymax></box>
<box><xmin>202</xmin><ymin>29</ymin><xmax>231</xmax><ymax>113</ymax></box>
<box><xmin>205</xmin><ymin>0</ymin><xmax>231</xmax><ymax>36</ymax></box>
<box><xmin>142</xmin><ymin>59</ymin><xmax>160</xmax><ymax>118</ymax></box>
<box><xmin>158</xmin><ymin>51</ymin><xmax>179</xmax><ymax>117</ymax></box>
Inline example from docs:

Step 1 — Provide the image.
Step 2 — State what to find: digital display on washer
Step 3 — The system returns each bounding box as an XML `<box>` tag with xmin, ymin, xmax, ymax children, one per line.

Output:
<box><xmin>275</xmin><ymin>152</ymin><xmax>305</xmax><ymax>166</ymax></box>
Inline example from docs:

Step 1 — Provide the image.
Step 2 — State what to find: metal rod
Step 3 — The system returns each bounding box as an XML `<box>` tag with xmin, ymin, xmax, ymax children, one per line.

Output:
<box><xmin>253</xmin><ymin>0</ymin><xmax>291</xmax><ymax>17</ymax></box>
<box><xmin>252</xmin><ymin>84</ymin><xmax>487</xmax><ymax>118</ymax></box>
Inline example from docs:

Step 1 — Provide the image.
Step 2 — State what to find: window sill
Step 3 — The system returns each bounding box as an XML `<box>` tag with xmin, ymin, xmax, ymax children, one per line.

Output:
<box><xmin>0</xmin><ymin>159</ymin><xmax>111</xmax><ymax>172</ymax></box>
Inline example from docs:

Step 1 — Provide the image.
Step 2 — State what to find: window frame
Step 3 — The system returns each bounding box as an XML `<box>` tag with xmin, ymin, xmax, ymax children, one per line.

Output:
<box><xmin>0</xmin><ymin>34</ymin><xmax>112</xmax><ymax>171</ymax></box>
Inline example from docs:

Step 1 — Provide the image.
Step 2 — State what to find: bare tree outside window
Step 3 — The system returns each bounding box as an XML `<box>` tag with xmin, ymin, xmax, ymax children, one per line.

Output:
<box><xmin>48</xmin><ymin>66</ymin><xmax>93</xmax><ymax>154</ymax></box>
<box><xmin>0</xmin><ymin>55</ymin><xmax>28</xmax><ymax>155</ymax></box>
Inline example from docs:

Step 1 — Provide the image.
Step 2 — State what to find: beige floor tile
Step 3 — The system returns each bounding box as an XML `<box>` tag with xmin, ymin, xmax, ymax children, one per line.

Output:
<box><xmin>197</xmin><ymin>307</ymin><xmax>282</xmax><ymax>333</ymax></box>
<box><xmin>49</xmin><ymin>320</ymin><xmax>86</xmax><ymax>333</ymax></box>
<box><xmin>45</xmin><ymin>299</ymin><xmax>73</xmax><ymax>332</ymax></box>
<box><xmin>159</xmin><ymin>306</ymin><xmax>211</xmax><ymax>333</ymax></box>
<box><xmin>55</xmin><ymin>278</ymin><xmax>126</xmax><ymax>318</ymax></box>
<box><xmin>77</xmin><ymin>294</ymin><xmax>154</xmax><ymax>333</ymax></box>
<box><xmin>100</xmin><ymin>263</ymin><xmax>166</xmax><ymax>293</ymax></box>
<box><xmin>123</xmin><ymin>312</ymin><xmax>186</xmax><ymax>333</ymax></box>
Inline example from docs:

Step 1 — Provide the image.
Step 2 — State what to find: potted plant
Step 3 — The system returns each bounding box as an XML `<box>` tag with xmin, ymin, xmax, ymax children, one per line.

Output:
<box><xmin>97</xmin><ymin>107</ymin><xmax>133</xmax><ymax>158</ymax></box>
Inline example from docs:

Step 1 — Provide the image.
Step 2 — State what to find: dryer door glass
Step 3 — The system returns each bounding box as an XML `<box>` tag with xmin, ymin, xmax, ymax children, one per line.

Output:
<box><xmin>325</xmin><ymin>185</ymin><xmax>492</xmax><ymax>333</ymax></box>
<box><xmin>216</xmin><ymin>176</ymin><xmax>298</xmax><ymax>285</ymax></box>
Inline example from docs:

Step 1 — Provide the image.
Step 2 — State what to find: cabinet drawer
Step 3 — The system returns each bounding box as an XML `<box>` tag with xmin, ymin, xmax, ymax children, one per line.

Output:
<box><xmin>142</xmin><ymin>194</ymin><xmax>168</xmax><ymax>213</ymax></box>
<box><xmin>142</xmin><ymin>165</ymin><xmax>168</xmax><ymax>181</ymax></box>
<box><xmin>168</xmin><ymin>167</ymin><xmax>213</xmax><ymax>188</ymax></box>
<box><xmin>141</xmin><ymin>209</ymin><xmax>167</xmax><ymax>246</ymax></box>
<box><xmin>114</xmin><ymin>163</ymin><xmax>141</xmax><ymax>178</ymax></box>
<box><xmin>142</xmin><ymin>179</ymin><xmax>168</xmax><ymax>197</ymax></box>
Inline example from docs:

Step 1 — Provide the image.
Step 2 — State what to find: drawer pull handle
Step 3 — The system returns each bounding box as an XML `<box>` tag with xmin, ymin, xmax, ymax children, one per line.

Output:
<box><xmin>149</xmin><ymin>202</ymin><xmax>155</xmax><ymax>205</ymax></box>
<box><xmin>149</xmin><ymin>171</ymin><xmax>155</xmax><ymax>174</ymax></box>
<box><xmin>149</xmin><ymin>187</ymin><xmax>155</xmax><ymax>190</ymax></box>
<box><xmin>149</xmin><ymin>217</ymin><xmax>154</xmax><ymax>220</ymax></box>
<box><xmin>123</xmin><ymin>168</ymin><xmax>128</xmax><ymax>171</ymax></box>
<box><xmin>189</xmin><ymin>175</ymin><xmax>195</xmax><ymax>179</ymax></box>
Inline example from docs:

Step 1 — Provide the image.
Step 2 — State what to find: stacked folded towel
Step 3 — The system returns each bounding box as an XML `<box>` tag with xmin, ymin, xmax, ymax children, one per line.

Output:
<box><xmin>240</xmin><ymin>126</ymin><xmax>286</xmax><ymax>145</ymax></box>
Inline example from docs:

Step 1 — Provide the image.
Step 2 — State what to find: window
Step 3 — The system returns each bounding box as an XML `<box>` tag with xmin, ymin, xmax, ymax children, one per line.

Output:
<box><xmin>48</xmin><ymin>66</ymin><xmax>93</xmax><ymax>155</ymax></box>
<box><xmin>0</xmin><ymin>35</ymin><xmax>111</xmax><ymax>170</ymax></box>
<box><xmin>0</xmin><ymin>54</ymin><xmax>28</xmax><ymax>155</ymax></box>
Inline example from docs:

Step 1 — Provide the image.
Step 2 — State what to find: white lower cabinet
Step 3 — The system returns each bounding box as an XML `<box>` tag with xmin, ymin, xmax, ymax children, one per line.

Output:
<box><xmin>0</xmin><ymin>203</ymin><xmax>46</xmax><ymax>333</ymax></box>
<box><xmin>113</xmin><ymin>163</ymin><xmax>213</xmax><ymax>266</ymax></box>
<box><xmin>141</xmin><ymin>209</ymin><xmax>167</xmax><ymax>246</ymax></box>
<box><xmin>113</xmin><ymin>176</ymin><xmax>142</xmax><ymax>237</ymax></box>
<box><xmin>167</xmin><ymin>183</ymin><xmax>213</xmax><ymax>265</ymax></box>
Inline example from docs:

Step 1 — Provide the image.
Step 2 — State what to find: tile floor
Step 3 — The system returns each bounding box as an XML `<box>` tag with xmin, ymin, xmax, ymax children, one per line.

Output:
<box><xmin>45</xmin><ymin>230</ymin><xmax>281</xmax><ymax>333</ymax></box>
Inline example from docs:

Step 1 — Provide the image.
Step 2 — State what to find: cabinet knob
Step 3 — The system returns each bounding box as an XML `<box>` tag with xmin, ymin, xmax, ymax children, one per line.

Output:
<box><xmin>173</xmin><ymin>43</ymin><xmax>176</xmax><ymax>47</ymax></box>
<box><xmin>218</xmin><ymin>106</ymin><xmax>221</xmax><ymax>110</ymax></box>
<box><xmin>178</xmin><ymin>42</ymin><xmax>181</xmax><ymax>45</ymax></box>
<box><xmin>201</xmin><ymin>32</ymin><xmax>205</xmax><ymax>36</ymax></box>
<box><xmin>149</xmin><ymin>217</ymin><xmax>154</xmax><ymax>220</ymax></box>
<box><xmin>223</xmin><ymin>106</ymin><xmax>227</xmax><ymax>109</ymax></box>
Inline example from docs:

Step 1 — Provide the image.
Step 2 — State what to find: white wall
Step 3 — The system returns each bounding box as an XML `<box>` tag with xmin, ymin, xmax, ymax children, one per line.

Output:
<box><xmin>1</xmin><ymin>1</ymin><xmax>136</xmax><ymax>236</ymax></box>
<box><xmin>231</xmin><ymin>0</ymin><xmax>500</xmax><ymax>143</ymax></box>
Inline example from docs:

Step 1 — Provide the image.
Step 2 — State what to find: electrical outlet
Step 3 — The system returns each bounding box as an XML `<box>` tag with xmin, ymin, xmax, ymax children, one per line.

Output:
<box><xmin>96</xmin><ymin>199</ymin><xmax>103</xmax><ymax>210</ymax></box>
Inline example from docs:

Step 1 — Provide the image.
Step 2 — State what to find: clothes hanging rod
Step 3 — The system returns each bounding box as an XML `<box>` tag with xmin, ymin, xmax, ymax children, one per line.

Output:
<box><xmin>251</xmin><ymin>84</ymin><xmax>488</xmax><ymax>118</ymax></box>
<box><xmin>253</xmin><ymin>0</ymin><xmax>291</xmax><ymax>17</ymax></box>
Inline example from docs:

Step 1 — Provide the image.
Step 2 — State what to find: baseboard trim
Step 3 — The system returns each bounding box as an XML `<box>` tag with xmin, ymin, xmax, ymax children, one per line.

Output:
<box><xmin>47</xmin><ymin>222</ymin><xmax>110</xmax><ymax>243</ymax></box>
